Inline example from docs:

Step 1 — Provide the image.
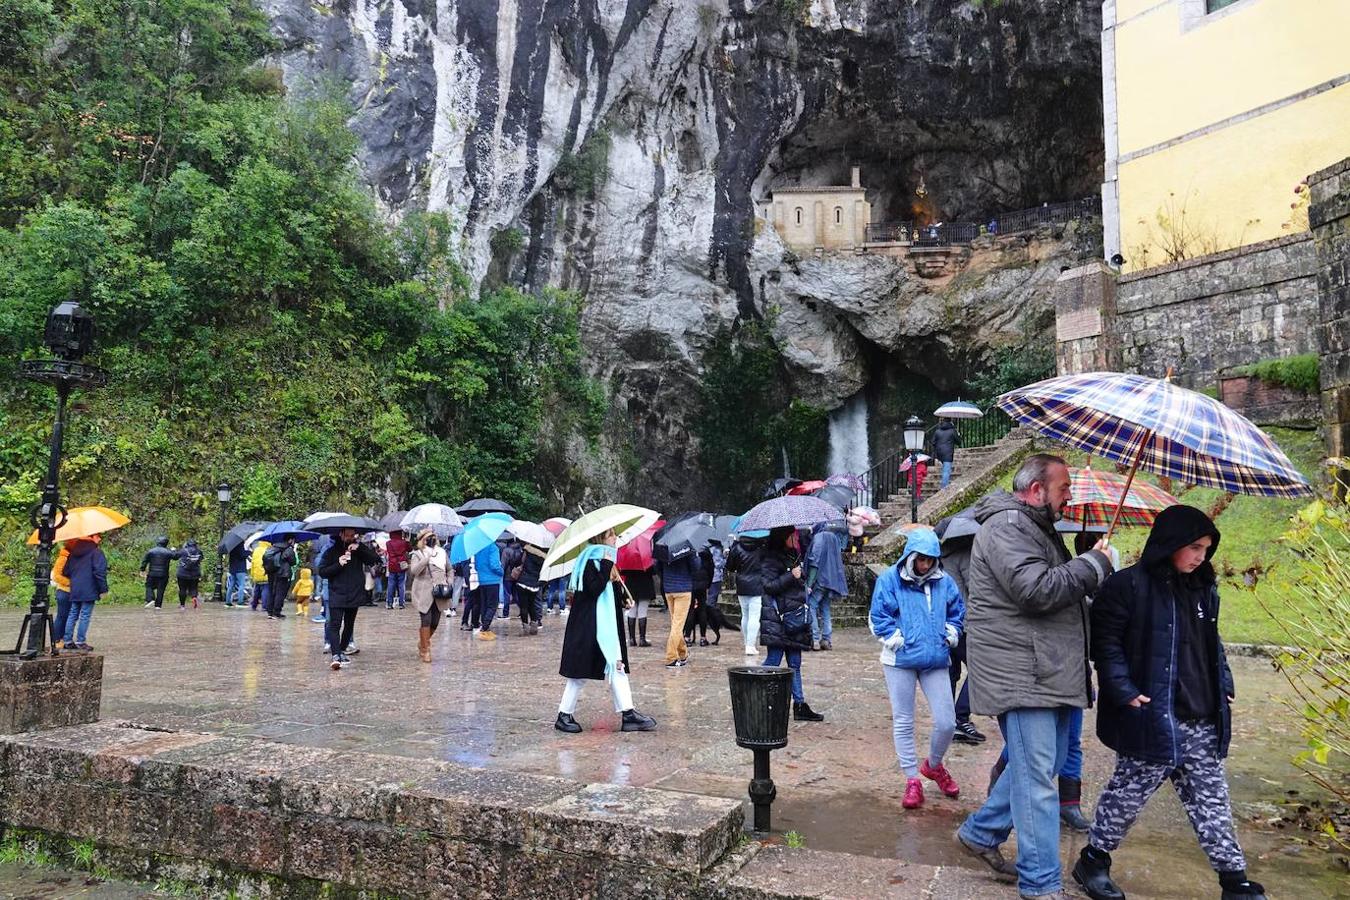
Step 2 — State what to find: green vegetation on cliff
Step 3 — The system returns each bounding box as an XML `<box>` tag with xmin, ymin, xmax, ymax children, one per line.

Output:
<box><xmin>0</xmin><ymin>0</ymin><xmax>603</xmax><ymax>600</ymax></box>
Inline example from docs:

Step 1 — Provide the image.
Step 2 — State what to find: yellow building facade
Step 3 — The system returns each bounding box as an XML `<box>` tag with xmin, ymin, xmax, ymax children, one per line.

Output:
<box><xmin>1102</xmin><ymin>0</ymin><xmax>1350</xmax><ymax>271</ymax></box>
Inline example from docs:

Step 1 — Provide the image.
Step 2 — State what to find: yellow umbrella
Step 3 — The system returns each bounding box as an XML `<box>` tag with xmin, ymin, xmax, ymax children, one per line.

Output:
<box><xmin>540</xmin><ymin>504</ymin><xmax>661</xmax><ymax>582</ymax></box>
<box><xmin>26</xmin><ymin>505</ymin><xmax>131</xmax><ymax>545</ymax></box>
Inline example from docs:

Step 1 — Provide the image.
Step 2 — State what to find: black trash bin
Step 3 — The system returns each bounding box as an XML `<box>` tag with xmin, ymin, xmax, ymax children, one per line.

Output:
<box><xmin>728</xmin><ymin>665</ymin><xmax>793</xmax><ymax>750</ymax></box>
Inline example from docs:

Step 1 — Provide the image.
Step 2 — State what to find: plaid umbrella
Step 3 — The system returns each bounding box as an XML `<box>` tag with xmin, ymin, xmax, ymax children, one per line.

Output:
<box><xmin>999</xmin><ymin>371</ymin><xmax>1313</xmax><ymax>535</ymax></box>
<box><xmin>735</xmin><ymin>495</ymin><xmax>843</xmax><ymax>533</ymax></box>
<box><xmin>1063</xmin><ymin>467</ymin><xmax>1180</xmax><ymax>528</ymax></box>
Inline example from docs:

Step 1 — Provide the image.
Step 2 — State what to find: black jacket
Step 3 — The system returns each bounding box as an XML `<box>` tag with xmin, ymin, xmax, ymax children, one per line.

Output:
<box><xmin>265</xmin><ymin>544</ymin><xmax>297</xmax><ymax>581</ymax></box>
<box><xmin>931</xmin><ymin>422</ymin><xmax>961</xmax><ymax>463</ymax></box>
<box><xmin>758</xmin><ymin>548</ymin><xmax>812</xmax><ymax>651</ymax></box>
<box><xmin>559</xmin><ymin>557</ymin><xmax>630</xmax><ymax>680</ymax></box>
<box><xmin>176</xmin><ymin>542</ymin><xmax>205</xmax><ymax>580</ymax></box>
<box><xmin>691</xmin><ymin>549</ymin><xmax>713</xmax><ymax>593</ymax></box>
<box><xmin>501</xmin><ymin>541</ymin><xmax>525</xmax><ymax>583</ymax></box>
<box><xmin>1092</xmin><ymin>505</ymin><xmax>1235</xmax><ymax>765</ymax></box>
<box><xmin>318</xmin><ymin>542</ymin><xmax>380</xmax><ymax>609</ymax></box>
<box><xmin>141</xmin><ymin>542</ymin><xmax>179</xmax><ymax>577</ymax></box>
<box><xmin>726</xmin><ymin>538</ymin><xmax>767</xmax><ymax>597</ymax></box>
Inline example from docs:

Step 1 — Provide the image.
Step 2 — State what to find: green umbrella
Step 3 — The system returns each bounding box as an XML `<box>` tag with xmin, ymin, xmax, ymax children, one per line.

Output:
<box><xmin>541</xmin><ymin>504</ymin><xmax>661</xmax><ymax>582</ymax></box>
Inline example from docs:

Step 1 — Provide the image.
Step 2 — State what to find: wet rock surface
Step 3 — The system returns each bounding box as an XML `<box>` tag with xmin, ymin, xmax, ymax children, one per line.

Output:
<box><xmin>1</xmin><ymin>605</ymin><xmax>1344</xmax><ymax>898</ymax></box>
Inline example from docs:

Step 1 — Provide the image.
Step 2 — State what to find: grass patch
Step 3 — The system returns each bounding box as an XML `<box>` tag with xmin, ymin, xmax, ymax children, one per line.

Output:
<box><xmin>989</xmin><ymin>427</ymin><xmax>1324</xmax><ymax>646</ymax></box>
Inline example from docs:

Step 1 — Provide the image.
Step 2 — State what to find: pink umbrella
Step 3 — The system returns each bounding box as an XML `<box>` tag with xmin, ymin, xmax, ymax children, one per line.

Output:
<box><xmin>786</xmin><ymin>480</ymin><xmax>828</xmax><ymax>496</ymax></box>
<box><xmin>617</xmin><ymin>519</ymin><xmax>665</xmax><ymax>572</ymax></box>
<box><xmin>542</xmin><ymin>517</ymin><xmax>572</xmax><ymax>535</ymax></box>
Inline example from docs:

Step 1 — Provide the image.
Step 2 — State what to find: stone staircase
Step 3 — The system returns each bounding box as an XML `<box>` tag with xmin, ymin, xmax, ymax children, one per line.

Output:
<box><xmin>832</xmin><ymin>428</ymin><xmax>1037</xmax><ymax>628</ymax></box>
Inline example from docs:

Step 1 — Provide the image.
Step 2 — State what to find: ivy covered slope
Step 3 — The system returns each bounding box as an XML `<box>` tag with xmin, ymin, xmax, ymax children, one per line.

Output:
<box><xmin>0</xmin><ymin>0</ymin><xmax>604</xmax><ymax>600</ymax></box>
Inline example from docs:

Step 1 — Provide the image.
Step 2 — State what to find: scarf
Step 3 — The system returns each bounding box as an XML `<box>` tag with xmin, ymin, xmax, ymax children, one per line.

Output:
<box><xmin>571</xmin><ymin>544</ymin><xmax>622</xmax><ymax>681</ymax></box>
<box><xmin>425</xmin><ymin>545</ymin><xmax>448</xmax><ymax>580</ymax></box>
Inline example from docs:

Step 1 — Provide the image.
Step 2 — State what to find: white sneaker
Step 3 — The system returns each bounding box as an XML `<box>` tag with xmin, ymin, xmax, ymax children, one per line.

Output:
<box><xmin>144</xmin><ymin>601</ymin><xmax>154</xmax><ymax>609</ymax></box>
<box><xmin>323</xmin><ymin>643</ymin><xmax>331</xmax><ymax>653</ymax></box>
<box><xmin>745</xmin><ymin>647</ymin><xmax>757</xmax><ymax>656</ymax></box>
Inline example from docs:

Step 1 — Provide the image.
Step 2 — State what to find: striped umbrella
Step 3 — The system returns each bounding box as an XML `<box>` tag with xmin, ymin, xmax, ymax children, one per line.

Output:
<box><xmin>734</xmin><ymin>495</ymin><xmax>844</xmax><ymax>533</ymax></box>
<box><xmin>934</xmin><ymin>400</ymin><xmax>983</xmax><ymax>419</ymax></box>
<box><xmin>998</xmin><ymin>371</ymin><xmax>1313</xmax><ymax>536</ymax></box>
<box><xmin>1064</xmin><ymin>467</ymin><xmax>1180</xmax><ymax>528</ymax></box>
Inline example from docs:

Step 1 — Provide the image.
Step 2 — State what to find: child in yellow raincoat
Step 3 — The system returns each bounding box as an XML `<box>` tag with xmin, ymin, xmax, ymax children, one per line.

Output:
<box><xmin>290</xmin><ymin>565</ymin><xmax>315</xmax><ymax>617</ymax></box>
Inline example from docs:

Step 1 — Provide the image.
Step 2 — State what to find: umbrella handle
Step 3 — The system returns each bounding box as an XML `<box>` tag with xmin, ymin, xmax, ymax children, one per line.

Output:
<box><xmin>1105</xmin><ymin>429</ymin><xmax>1151</xmax><ymax>543</ymax></box>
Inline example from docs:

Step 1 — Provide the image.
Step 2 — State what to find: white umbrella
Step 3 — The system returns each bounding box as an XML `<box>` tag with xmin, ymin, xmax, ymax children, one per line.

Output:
<box><xmin>541</xmin><ymin>504</ymin><xmax>661</xmax><ymax>581</ymax></box>
<box><xmin>934</xmin><ymin>400</ymin><xmax>984</xmax><ymax>419</ymax></box>
<box><xmin>303</xmin><ymin>511</ymin><xmax>345</xmax><ymax>525</ymax></box>
<box><xmin>507</xmin><ymin>520</ymin><xmax>556</xmax><ymax>550</ymax></box>
<box><xmin>401</xmin><ymin>503</ymin><xmax>464</xmax><ymax>532</ymax></box>
<box><xmin>242</xmin><ymin>529</ymin><xmax>267</xmax><ymax>551</ymax></box>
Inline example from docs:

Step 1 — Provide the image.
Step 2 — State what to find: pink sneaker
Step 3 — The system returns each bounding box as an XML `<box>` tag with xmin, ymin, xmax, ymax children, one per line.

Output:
<box><xmin>902</xmin><ymin>777</ymin><xmax>925</xmax><ymax>809</ymax></box>
<box><xmin>920</xmin><ymin>759</ymin><xmax>960</xmax><ymax>798</ymax></box>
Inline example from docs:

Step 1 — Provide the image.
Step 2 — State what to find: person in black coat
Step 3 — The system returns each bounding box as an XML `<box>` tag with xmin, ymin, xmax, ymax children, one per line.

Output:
<box><xmin>758</xmin><ymin>526</ymin><xmax>824</xmax><ymax>722</ymax></box>
<box><xmin>140</xmin><ymin>536</ymin><xmax>179</xmax><ymax>609</ymax></box>
<box><xmin>555</xmin><ymin>529</ymin><xmax>657</xmax><ymax>735</ymax></box>
<box><xmin>1073</xmin><ymin>506</ymin><xmax>1264</xmax><ymax>900</ymax></box>
<box><xmin>931</xmin><ymin>418</ymin><xmax>961</xmax><ymax>489</ymax></box>
<box><xmin>175</xmin><ymin>539</ymin><xmax>205</xmax><ymax>609</ymax></box>
<box><xmin>516</xmin><ymin>542</ymin><xmax>546</xmax><ymax>635</ymax></box>
<box><xmin>264</xmin><ymin>538</ymin><xmax>298</xmax><ymax>620</ymax></box>
<box><xmin>318</xmin><ymin>528</ymin><xmax>381</xmax><ymax>669</ymax></box>
<box><xmin>727</xmin><ymin>535</ymin><xmax>766</xmax><ymax>656</ymax></box>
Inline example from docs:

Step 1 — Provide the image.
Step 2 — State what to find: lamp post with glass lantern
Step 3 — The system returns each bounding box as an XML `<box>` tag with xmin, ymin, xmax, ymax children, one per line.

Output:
<box><xmin>903</xmin><ymin>415</ymin><xmax>926</xmax><ymax>524</ymax></box>
<box><xmin>212</xmin><ymin>481</ymin><xmax>232</xmax><ymax>603</ymax></box>
<box><xmin>12</xmin><ymin>302</ymin><xmax>107</xmax><ymax>660</ymax></box>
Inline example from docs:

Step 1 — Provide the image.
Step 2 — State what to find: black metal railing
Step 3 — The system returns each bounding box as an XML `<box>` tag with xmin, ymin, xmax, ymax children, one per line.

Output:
<box><xmin>853</xmin><ymin>411</ymin><xmax>1016</xmax><ymax>510</ymax></box>
<box><xmin>863</xmin><ymin>196</ymin><xmax>1101</xmax><ymax>248</ymax></box>
<box><xmin>854</xmin><ymin>447</ymin><xmax>909</xmax><ymax>511</ymax></box>
<box><xmin>955</xmin><ymin>409</ymin><xmax>1015</xmax><ymax>448</ymax></box>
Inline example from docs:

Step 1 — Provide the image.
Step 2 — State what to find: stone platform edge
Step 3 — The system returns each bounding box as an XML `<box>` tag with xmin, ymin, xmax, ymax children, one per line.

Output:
<box><xmin>0</xmin><ymin>720</ymin><xmax>746</xmax><ymax>897</ymax></box>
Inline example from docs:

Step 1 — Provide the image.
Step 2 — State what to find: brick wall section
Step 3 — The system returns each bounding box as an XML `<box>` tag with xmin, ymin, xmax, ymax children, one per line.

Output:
<box><xmin>1112</xmin><ymin>233</ymin><xmax>1319</xmax><ymax>389</ymax></box>
<box><xmin>1309</xmin><ymin>157</ymin><xmax>1350</xmax><ymax>490</ymax></box>
<box><xmin>1217</xmin><ymin>375</ymin><xmax>1319</xmax><ymax>427</ymax></box>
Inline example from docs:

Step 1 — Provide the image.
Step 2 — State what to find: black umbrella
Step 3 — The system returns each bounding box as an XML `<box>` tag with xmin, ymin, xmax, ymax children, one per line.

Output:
<box><xmin>762</xmin><ymin>477</ymin><xmax>803</xmax><ymax>499</ymax></box>
<box><xmin>654</xmin><ymin>516</ymin><xmax>718</xmax><ymax>564</ymax></box>
<box><xmin>307</xmin><ymin>513</ymin><xmax>382</xmax><ymax>535</ymax></box>
<box><xmin>379</xmin><ymin>510</ymin><xmax>410</xmax><ymax>532</ymax></box>
<box><xmin>813</xmin><ymin>484</ymin><xmax>856</xmax><ymax>511</ymax></box>
<box><xmin>217</xmin><ymin>520</ymin><xmax>267</xmax><ymax>555</ymax></box>
<box><xmin>457</xmin><ymin>498</ymin><xmax>518</xmax><ymax>517</ymax></box>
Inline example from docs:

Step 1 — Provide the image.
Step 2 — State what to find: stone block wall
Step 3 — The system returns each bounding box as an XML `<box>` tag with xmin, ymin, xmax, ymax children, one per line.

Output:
<box><xmin>1112</xmin><ymin>234</ymin><xmax>1319</xmax><ymax>389</ymax></box>
<box><xmin>1054</xmin><ymin>261</ymin><xmax>1120</xmax><ymax>374</ymax></box>
<box><xmin>1309</xmin><ymin>158</ymin><xmax>1350</xmax><ymax>490</ymax></box>
<box><xmin>1217</xmin><ymin>374</ymin><xmax>1319</xmax><ymax>427</ymax></box>
<box><xmin>0</xmin><ymin>654</ymin><xmax>102</xmax><ymax>735</ymax></box>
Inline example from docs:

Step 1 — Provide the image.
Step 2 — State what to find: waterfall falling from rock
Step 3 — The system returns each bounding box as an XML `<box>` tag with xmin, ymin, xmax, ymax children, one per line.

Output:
<box><xmin>827</xmin><ymin>393</ymin><xmax>871</xmax><ymax>479</ymax></box>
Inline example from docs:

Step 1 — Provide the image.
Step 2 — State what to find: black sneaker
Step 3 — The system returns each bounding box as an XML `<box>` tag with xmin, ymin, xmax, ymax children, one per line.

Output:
<box><xmin>621</xmin><ymin>709</ymin><xmax>657</xmax><ymax>732</ymax></box>
<box><xmin>554</xmin><ymin>712</ymin><xmax>582</xmax><ymax>734</ymax></box>
<box><xmin>953</xmin><ymin>720</ymin><xmax>987</xmax><ymax>744</ymax></box>
<box><xmin>665</xmin><ymin>659</ymin><xmax>687</xmax><ymax>668</ymax></box>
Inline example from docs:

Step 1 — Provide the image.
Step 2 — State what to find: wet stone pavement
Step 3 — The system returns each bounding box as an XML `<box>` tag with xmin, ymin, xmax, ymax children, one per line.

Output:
<box><xmin>1</xmin><ymin>603</ymin><xmax>1345</xmax><ymax>899</ymax></box>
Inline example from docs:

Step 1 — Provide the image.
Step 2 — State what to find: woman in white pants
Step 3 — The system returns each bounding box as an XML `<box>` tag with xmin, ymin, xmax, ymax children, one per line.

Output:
<box><xmin>726</xmin><ymin>533</ymin><xmax>766</xmax><ymax>655</ymax></box>
<box><xmin>554</xmin><ymin>530</ymin><xmax>657</xmax><ymax>734</ymax></box>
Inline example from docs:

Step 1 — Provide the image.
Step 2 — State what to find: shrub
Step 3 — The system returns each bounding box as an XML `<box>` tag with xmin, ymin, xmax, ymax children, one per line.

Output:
<box><xmin>1245</xmin><ymin>353</ymin><xmax>1321</xmax><ymax>395</ymax></box>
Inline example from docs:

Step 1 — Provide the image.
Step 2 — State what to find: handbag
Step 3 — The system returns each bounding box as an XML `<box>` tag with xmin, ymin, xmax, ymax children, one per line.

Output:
<box><xmin>432</xmin><ymin>582</ymin><xmax>453</xmax><ymax>601</ymax></box>
<box><xmin>774</xmin><ymin>596</ymin><xmax>809</xmax><ymax>633</ymax></box>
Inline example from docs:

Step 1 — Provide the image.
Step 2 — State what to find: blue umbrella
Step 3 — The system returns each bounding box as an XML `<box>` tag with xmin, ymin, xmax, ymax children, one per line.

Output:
<box><xmin>450</xmin><ymin>512</ymin><xmax>513</xmax><ymax>564</ymax></box>
<box><xmin>259</xmin><ymin>520</ymin><xmax>323</xmax><ymax>543</ymax></box>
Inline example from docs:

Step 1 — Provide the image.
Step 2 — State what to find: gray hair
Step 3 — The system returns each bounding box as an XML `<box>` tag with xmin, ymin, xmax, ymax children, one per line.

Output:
<box><xmin>1012</xmin><ymin>453</ymin><xmax>1067</xmax><ymax>495</ymax></box>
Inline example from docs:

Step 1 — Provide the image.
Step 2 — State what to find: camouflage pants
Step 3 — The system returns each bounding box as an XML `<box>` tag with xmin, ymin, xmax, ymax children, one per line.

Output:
<box><xmin>1089</xmin><ymin>719</ymin><xmax>1246</xmax><ymax>873</ymax></box>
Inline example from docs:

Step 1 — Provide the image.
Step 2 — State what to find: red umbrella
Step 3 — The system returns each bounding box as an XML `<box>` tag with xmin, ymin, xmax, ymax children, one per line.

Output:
<box><xmin>786</xmin><ymin>480</ymin><xmax>828</xmax><ymax>495</ymax></box>
<box><xmin>617</xmin><ymin>519</ymin><xmax>665</xmax><ymax>571</ymax></box>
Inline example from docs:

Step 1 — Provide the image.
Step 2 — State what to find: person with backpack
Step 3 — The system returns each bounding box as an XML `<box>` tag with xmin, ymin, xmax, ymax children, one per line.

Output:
<box><xmin>175</xmin><ymin>539</ymin><xmax>205</xmax><ymax>609</ymax></box>
<box><xmin>264</xmin><ymin>538</ymin><xmax>298</xmax><ymax>620</ymax></box>
<box><xmin>759</xmin><ymin>526</ymin><xmax>824</xmax><ymax>722</ymax></box>
<box><xmin>500</xmin><ymin>538</ymin><xmax>525</xmax><ymax>620</ymax></box>
<box><xmin>869</xmin><ymin>527</ymin><xmax>964</xmax><ymax>810</ymax></box>
<box><xmin>140</xmin><ymin>536</ymin><xmax>179</xmax><ymax>609</ymax></box>
<box><xmin>249</xmin><ymin>540</ymin><xmax>271</xmax><ymax>611</ymax></box>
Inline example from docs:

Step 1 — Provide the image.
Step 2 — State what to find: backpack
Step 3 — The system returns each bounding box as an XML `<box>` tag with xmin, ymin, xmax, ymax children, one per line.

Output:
<box><xmin>263</xmin><ymin>546</ymin><xmax>287</xmax><ymax>576</ymax></box>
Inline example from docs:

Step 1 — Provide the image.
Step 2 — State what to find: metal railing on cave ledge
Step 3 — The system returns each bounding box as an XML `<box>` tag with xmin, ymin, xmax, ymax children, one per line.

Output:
<box><xmin>863</xmin><ymin>196</ymin><xmax>1101</xmax><ymax>247</ymax></box>
<box><xmin>852</xmin><ymin>410</ymin><xmax>1014</xmax><ymax>510</ymax></box>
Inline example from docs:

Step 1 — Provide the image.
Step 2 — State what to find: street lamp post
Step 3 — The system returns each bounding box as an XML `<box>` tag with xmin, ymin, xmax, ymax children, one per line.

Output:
<box><xmin>12</xmin><ymin>302</ymin><xmax>107</xmax><ymax>660</ymax></box>
<box><xmin>212</xmin><ymin>481</ymin><xmax>232</xmax><ymax>603</ymax></box>
<box><xmin>903</xmin><ymin>415</ymin><xmax>926</xmax><ymax>525</ymax></box>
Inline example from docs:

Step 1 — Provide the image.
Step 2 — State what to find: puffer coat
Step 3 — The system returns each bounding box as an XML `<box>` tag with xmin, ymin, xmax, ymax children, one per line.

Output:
<box><xmin>758</xmin><ymin>548</ymin><xmax>812</xmax><ymax>651</ymax></box>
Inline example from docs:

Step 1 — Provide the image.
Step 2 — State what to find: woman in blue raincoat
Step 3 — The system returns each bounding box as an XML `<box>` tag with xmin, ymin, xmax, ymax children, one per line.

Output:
<box><xmin>554</xmin><ymin>529</ymin><xmax>658</xmax><ymax>735</ymax></box>
<box><xmin>869</xmin><ymin>527</ymin><xmax>965</xmax><ymax>810</ymax></box>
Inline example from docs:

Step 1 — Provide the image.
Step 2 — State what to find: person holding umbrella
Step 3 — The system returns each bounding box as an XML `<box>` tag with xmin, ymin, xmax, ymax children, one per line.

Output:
<box><xmin>759</xmin><ymin>526</ymin><xmax>824</xmax><ymax>722</ymax></box>
<box><xmin>554</xmin><ymin>528</ymin><xmax>657</xmax><ymax>734</ymax></box>
<box><xmin>726</xmin><ymin>531</ymin><xmax>767</xmax><ymax>656</ymax></box>
<box><xmin>384</xmin><ymin>529</ymin><xmax>411</xmax><ymax>609</ymax></box>
<box><xmin>931</xmin><ymin>417</ymin><xmax>961</xmax><ymax>489</ymax></box>
<box><xmin>1073</xmin><ymin>506</ymin><xmax>1265</xmax><ymax>900</ymax></box>
<box><xmin>61</xmin><ymin>533</ymin><xmax>108</xmax><ymax>652</ymax></box>
<box><xmin>318</xmin><ymin>527</ymin><xmax>381</xmax><ymax>669</ymax></box>
<box><xmin>408</xmin><ymin>528</ymin><xmax>453</xmax><ymax>663</ymax></box>
<box><xmin>263</xmin><ymin>537</ymin><xmax>299</xmax><ymax>620</ymax></box>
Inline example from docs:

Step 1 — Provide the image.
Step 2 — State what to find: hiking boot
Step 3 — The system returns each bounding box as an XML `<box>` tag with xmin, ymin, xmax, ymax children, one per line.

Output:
<box><xmin>953</xmin><ymin>719</ymin><xmax>987</xmax><ymax>744</ymax></box>
<box><xmin>955</xmin><ymin>830</ymin><xmax>1017</xmax><ymax>884</ymax></box>
<box><xmin>1072</xmin><ymin>846</ymin><xmax>1124</xmax><ymax>900</ymax></box>
<box><xmin>477</xmin><ymin>630</ymin><xmax>497</xmax><ymax>641</ymax></box>
<box><xmin>920</xmin><ymin>759</ymin><xmax>960</xmax><ymax>798</ymax></box>
<box><xmin>620</xmin><ymin>709</ymin><xmax>657</xmax><ymax>732</ymax></box>
<box><xmin>819</xmin><ymin>638</ymin><xmax>832</xmax><ymax>651</ymax></box>
<box><xmin>902</xmin><ymin>777</ymin><xmax>924</xmax><ymax>809</ymax></box>
<box><xmin>554</xmin><ymin>712</ymin><xmax>582</xmax><ymax>734</ymax></box>
<box><xmin>1059</xmin><ymin>776</ymin><xmax>1091</xmax><ymax>834</ymax></box>
<box><xmin>1220</xmin><ymin>873</ymin><xmax>1267</xmax><ymax>900</ymax></box>
<box><xmin>793</xmin><ymin>701</ymin><xmax>824</xmax><ymax>722</ymax></box>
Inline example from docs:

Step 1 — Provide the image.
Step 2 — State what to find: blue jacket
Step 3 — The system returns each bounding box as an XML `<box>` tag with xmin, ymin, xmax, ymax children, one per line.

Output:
<box><xmin>474</xmin><ymin>543</ymin><xmax>503</xmax><ymax>586</ymax></box>
<box><xmin>868</xmin><ymin>529</ymin><xmax>964</xmax><ymax>671</ymax></box>
<box><xmin>658</xmin><ymin>556</ymin><xmax>694</xmax><ymax>593</ymax></box>
<box><xmin>805</xmin><ymin>527</ymin><xmax>847</xmax><ymax>596</ymax></box>
<box><xmin>65</xmin><ymin>540</ymin><xmax>109</xmax><ymax>603</ymax></box>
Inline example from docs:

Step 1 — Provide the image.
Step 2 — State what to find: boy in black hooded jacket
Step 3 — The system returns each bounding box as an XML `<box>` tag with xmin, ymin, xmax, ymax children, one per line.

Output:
<box><xmin>1073</xmin><ymin>505</ymin><xmax>1265</xmax><ymax>900</ymax></box>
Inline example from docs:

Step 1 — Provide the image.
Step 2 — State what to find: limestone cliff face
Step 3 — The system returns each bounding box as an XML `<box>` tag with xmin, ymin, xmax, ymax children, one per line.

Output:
<box><xmin>263</xmin><ymin>0</ymin><xmax>1103</xmax><ymax>506</ymax></box>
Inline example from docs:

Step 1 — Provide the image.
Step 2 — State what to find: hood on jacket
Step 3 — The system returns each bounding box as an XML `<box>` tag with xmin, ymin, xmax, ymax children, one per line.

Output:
<box><xmin>67</xmin><ymin>538</ymin><xmax>99</xmax><ymax>560</ymax></box>
<box><xmin>155</xmin><ymin>536</ymin><xmax>169</xmax><ymax>547</ymax></box>
<box><xmin>183</xmin><ymin>539</ymin><xmax>199</xmax><ymax>549</ymax></box>
<box><xmin>967</xmin><ymin>489</ymin><xmax>1056</xmax><ymax>531</ymax></box>
<box><xmin>1140</xmin><ymin>504</ymin><xmax>1221</xmax><ymax>582</ymax></box>
<box><xmin>898</xmin><ymin>528</ymin><xmax>944</xmax><ymax>585</ymax></box>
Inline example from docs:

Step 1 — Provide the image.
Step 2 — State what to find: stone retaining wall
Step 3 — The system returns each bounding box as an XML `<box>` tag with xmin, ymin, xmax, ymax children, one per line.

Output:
<box><xmin>0</xmin><ymin>721</ymin><xmax>744</xmax><ymax>898</ymax></box>
<box><xmin>1310</xmin><ymin>158</ymin><xmax>1350</xmax><ymax>492</ymax></box>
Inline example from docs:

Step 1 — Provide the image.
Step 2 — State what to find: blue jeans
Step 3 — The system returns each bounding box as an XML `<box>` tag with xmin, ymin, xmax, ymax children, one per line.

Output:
<box><xmin>53</xmin><ymin>590</ymin><xmax>72</xmax><ymax>643</ymax></box>
<box><xmin>546</xmin><ymin>578</ymin><xmax>567</xmax><ymax>610</ymax></box>
<box><xmin>763</xmin><ymin>646</ymin><xmax>804</xmax><ymax>702</ymax></box>
<box><xmin>806</xmin><ymin>587</ymin><xmax>834</xmax><ymax>643</ymax></box>
<box><xmin>386</xmin><ymin>571</ymin><xmax>407</xmax><ymax>607</ymax></box>
<box><xmin>994</xmin><ymin>705</ymin><xmax>1083</xmax><ymax>780</ymax></box>
<box><xmin>64</xmin><ymin>600</ymin><xmax>94</xmax><ymax>645</ymax></box>
<box><xmin>226</xmin><ymin>572</ymin><xmax>250</xmax><ymax>606</ymax></box>
<box><xmin>940</xmin><ymin>460</ymin><xmax>953</xmax><ymax>489</ymax></box>
<box><xmin>960</xmin><ymin>706</ymin><xmax>1074</xmax><ymax>896</ymax></box>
